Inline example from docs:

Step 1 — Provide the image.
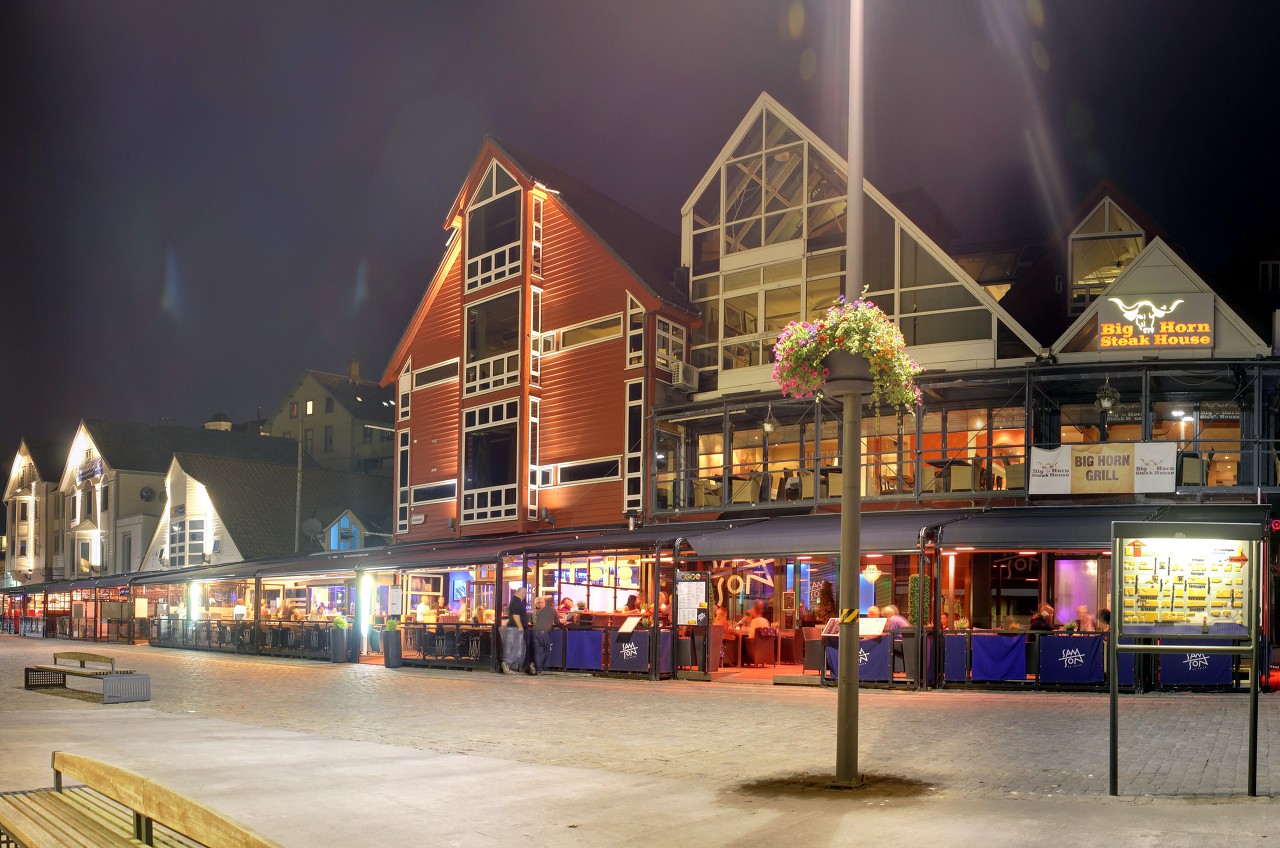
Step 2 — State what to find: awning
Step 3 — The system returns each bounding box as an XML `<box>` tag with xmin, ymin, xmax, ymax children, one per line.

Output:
<box><xmin>1</xmin><ymin>582</ymin><xmax>50</xmax><ymax>595</ymax></box>
<box><xmin>680</xmin><ymin>504</ymin><xmax>1270</xmax><ymax>560</ymax></box>
<box><xmin>514</xmin><ymin>519</ymin><xmax>757</xmax><ymax>556</ymax></box>
<box><xmin>683</xmin><ymin>511</ymin><xmax>962</xmax><ymax>559</ymax></box>
<box><xmin>359</xmin><ymin>531</ymin><xmax>591</xmax><ymax>573</ymax></box>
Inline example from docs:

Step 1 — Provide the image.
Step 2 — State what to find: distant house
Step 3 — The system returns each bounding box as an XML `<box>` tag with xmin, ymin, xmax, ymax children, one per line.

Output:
<box><xmin>3</xmin><ymin>437</ymin><xmax>70</xmax><ymax>587</ymax></box>
<box><xmin>262</xmin><ymin>360</ymin><xmax>395</xmax><ymax>476</ymax></box>
<box><xmin>139</xmin><ymin>452</ymin><xmax>390</xmax><ymax>571</ymax></box>
<box><xmin>55</xmin><ymin>419</ymin><xmax>304</xmax><ymax>580</ymax></box>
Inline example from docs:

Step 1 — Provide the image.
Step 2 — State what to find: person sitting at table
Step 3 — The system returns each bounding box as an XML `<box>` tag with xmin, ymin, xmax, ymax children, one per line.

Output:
<box><xmin>1066</xmin><ymin>605</ymin><xmax>1094</xmax><ymax>632</ymax></box>
<box><xmin>621</xmin><ymin>594</ymin><xmax>643</xmax><ymax>615</ymax></box>
<box><xmin>557</xmin><ymin>597</ymin><xmax>576</xmax><ymax>625</ymax></box>
<box><xmin>866</xmin><ymin>606</ymin><xmax>881</xmax><ymax>618</ymax></box>
<box><xmin>1029</xmin><ymin>603</ymin><xmax>1058</xmax><ymax>631</ymax></box>
<box><xmin>280</xmin><ymin>602</ymin><xmax>297</xmax><ymax>622</ymax></box>
<box><xmin>1096</xmin><ymin>609</ymin><xmax>1111</xmax><ymax>633</ymax></box>
<box><xmin>713</xmin><ymin>604</ymin><xmax>728</xmax><ymax>627</ymax></box>
<box><xmin>748</xmin><ymin>605</ymin><xmax>770</xmax><ymax>637</ymax></box>
<box><xmin>940</xmin><ymin>611</ymin><xmax>951</xmax><ymax>630</ymax></box>
<box><xmin>883</xmin><ymin>605</ymin><xmax>909</xmax><ymax>630</ymax></box>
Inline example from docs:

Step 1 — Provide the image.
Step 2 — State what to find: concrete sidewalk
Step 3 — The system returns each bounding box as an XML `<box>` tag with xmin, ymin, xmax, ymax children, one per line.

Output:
<box><xmin>1</xmin><ymin>637</ymin><xmax>1276</xmax><ymax>846</ymax></box>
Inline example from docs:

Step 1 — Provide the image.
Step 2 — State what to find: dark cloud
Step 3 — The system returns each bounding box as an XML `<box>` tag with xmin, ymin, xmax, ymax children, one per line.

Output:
<box><xmin>2</xmin><ymin>0</ymin><xmax>1277</xmax><ymax>466</ymax></box>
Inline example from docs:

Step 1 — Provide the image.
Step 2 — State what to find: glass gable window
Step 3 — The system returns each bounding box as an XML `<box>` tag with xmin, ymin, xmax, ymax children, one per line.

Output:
<box><xmin>1068</xmin><ymin>198</ymin><xmax>1144</xmax><ymax>315</ymax></box>
<box><xmin>898</xmin><ymin>232</ymin><xmax>989</xmax><ymax>346</ymax></box>
<box><xmin>465</xmin><ymin>163</ymin><xmax>522</xmax><ymax>292</ymax></box>
<box><xmin>465</xmin><ymin>289</ymin><xmax>521</xmax><ymax>395</ymax></box>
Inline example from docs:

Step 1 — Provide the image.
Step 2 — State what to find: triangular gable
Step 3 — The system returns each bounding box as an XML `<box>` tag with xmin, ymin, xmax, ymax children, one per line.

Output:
<box><xmin>385</xmin><ymin>137</ymin><xmax>689</xmax><ymax>386</ymax></box>
<box><xmin>58</xmin><ymin>422</ymin><xmax>99</xmax><ymax>492</ymax></box>
<box><xmin>380</xmin><ymin>235</ymin><xmax>463</xmax><ymax>386</ymax></box>
<box><xmin>683</xmin><ymin>93</ymin><xmax>1044</xmax><ymax>376</ymax></box>
<box><xmin>1052</xmin><ymin>237</ymin><xmax>1268</xmax><ymax>360</ymax></box>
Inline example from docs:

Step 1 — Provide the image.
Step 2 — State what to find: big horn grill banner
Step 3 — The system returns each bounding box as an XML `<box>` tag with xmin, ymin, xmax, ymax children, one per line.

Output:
<box><xmin>1029</xmin><ymin>443</ymin><xmax>1176</xmax><ymax>495</ymax></box>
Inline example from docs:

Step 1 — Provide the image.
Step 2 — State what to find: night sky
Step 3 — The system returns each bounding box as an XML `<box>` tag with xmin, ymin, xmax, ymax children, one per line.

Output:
<box><xmin>3</xmin><ymin>0</ymin><xmax>1279</xmax><ymax>473</ymax></box>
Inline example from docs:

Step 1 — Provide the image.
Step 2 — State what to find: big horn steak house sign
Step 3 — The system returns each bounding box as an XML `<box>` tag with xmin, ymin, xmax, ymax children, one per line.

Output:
<box><xmin>1097</xmin><ymin>293</ymin><xmax>1214</xmax><ymax>349</ymax></box>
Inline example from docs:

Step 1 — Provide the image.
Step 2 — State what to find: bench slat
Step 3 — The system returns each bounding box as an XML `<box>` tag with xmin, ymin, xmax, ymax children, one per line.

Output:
<box><xmin>0</xmin><ymin>795</ymin><xmax>61</xmax><ymax>848</ymax></box>
<box><xmin>17</xmin><ymin>792</ymin><xmax>136</xmax><ymax>845</ymax></box>
<box><xmin>0</xmin><ymin>792</ymin><xmax>133</xmax><ymax>848</ymax></box>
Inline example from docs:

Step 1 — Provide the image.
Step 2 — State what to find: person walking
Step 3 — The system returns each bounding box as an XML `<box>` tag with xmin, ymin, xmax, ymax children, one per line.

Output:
<box><xmin>500</xmin><ymin>587</ymin><xmax>529</xmax><ymax>674</ymax></box>
<box><xmin>531</xmin><ymin>595</ymin><xmax>556</xmax><ymax>675</ymax></box>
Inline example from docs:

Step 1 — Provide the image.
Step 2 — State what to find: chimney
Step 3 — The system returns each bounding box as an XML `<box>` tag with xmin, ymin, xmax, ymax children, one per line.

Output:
<box><xmin>348</xmin><ymin>359</ymin><xmax>360</xmax><ymax>381</ymax></box>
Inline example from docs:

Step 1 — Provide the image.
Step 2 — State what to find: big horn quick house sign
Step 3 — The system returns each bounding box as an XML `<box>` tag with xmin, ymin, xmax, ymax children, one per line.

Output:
<box><xmin>1098</xmin><ymin>293</ymin><xmax>1214</xmax><ymax>349</ymax></box>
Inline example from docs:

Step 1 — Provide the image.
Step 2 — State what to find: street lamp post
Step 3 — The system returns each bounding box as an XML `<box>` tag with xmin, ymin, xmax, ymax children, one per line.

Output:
<box><xmin>833</xmin><ymin>0</ymin><xmax>866</xmax><ymax>790</ymax></box>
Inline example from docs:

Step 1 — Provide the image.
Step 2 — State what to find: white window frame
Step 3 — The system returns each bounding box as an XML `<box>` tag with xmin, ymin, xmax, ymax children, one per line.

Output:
<box><xmin>465</xmin><ymin>163</ymin><xmax>523</xmax><ymax>293</ymax></box>
<box><xmin>461</xmin><ymin>399</ymin><xmax>521</xmax><ymax>524</ymax></box>
<box><xmin>412</xmin><ymin>357</ymin><xmax>461</xmax><ymax>391</ymax></box>
<box><xmin>556</xmin><ymin>455</ymin><xmax>624</xmax><ymax>488</ymax></box>
<box><xmin>558</xmin><ymin>313</ymin><xmax>623</xmax><ymax>352</ymax></box>
<box><xmin>464</xmin><ymin>288</ymin><xmax>523</xmax><ymax>396</ymax></box>
<box><xmin>626</xmin><ymin>294</ymin><xmax>644</xmax><ymax>368</ymax></box>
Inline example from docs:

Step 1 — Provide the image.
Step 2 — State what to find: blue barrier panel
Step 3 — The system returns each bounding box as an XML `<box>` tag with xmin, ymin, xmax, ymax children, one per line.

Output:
<box><xmin>546</xmin><ymin>629</ymin><xmax>565</xmax><ymax>670</ymax></box>
<box><xmin>1159</xmin><ymin>650</ymin><xmax>1232</xmax><ymax>686</ymax></box>
<box><xmin>607</xmin><ymin>630</ymin><xmax>673</xmax><ymax>674</ymax></box>
<box><xmin>565</xmin><ymin>629</ymin><xmax>603</xmax><ymax>670</ymax></box>
<box><xmin>610</xmin><ymin>630</ymin><xmax>649</xmax><ymax>672</ymax></box>
<box><xmin>1038</xmin><ymin>634</ymin><xmax>1104</xmax><ymax>684</ymax></box>
<box><xmin>970</xmin><ymin>633</ymin><xmax>1027</xmax><ymax>681</ymax></box>
<box><xmin>821</xmin><ymin>636</ymin><xmax>892</xmax><ymax>682</ymax></box>
<box><xmin>943</xmin><ymin>634</ymin><xmax>968</xmax><ymax>682</ymax></box>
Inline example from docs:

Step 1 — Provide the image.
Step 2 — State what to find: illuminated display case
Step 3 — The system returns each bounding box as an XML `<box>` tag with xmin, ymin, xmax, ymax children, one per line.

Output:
<box><xmin>1112</xmin><ymin>522</ymin><xmax>1257</xmax><ymax>638</ymax></box>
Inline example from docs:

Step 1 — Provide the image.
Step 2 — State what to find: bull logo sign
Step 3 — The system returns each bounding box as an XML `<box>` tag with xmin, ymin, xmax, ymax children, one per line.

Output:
<box><xmin>1097</xmin><ymin>293</ymin><xmax>1213</xmax><ymax>349</ymax></box>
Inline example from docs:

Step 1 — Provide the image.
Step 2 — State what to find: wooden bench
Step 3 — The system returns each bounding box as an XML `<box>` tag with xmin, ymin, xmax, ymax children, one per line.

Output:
<box><xmin>0</xmin><ymin>751</ymin><xmax>283</xmax><ymax>848</ymax></box>
<box><xmin>23</xmin><ymin>653</ymin><xmax>150</xmax><ymax>705</ymax></box>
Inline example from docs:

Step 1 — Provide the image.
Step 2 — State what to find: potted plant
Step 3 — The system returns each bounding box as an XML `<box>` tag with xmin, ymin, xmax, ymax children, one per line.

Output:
<box><xmin>329</xmin><ymin>613</ymin><xmax>350</xmax><ymax>663</ymax></box>
<box><xmin>772</xmin><ymin>291</ymin><xmax>922</xmax><ymax>409</ymax></box>
<box><xmin>382</xmin><ymin>617</ymin><xmax>402</xmax><ymax>668</ymax></box>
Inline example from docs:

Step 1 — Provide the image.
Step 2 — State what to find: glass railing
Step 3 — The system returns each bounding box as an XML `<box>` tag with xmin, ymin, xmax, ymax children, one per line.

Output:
<box><xmin>653</xmin><ymin>438</ymin><xmax>1274</xmax><ymax>514</ymax></box>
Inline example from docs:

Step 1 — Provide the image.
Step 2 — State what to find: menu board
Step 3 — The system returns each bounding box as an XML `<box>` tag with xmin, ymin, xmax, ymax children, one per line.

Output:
<box><xmin>675</xmin><ymin>572</ymin><xmax>709</xmax><ymax>626</ymax></box>
<box><xmin>1116</xmin><ymin>530</ymin><xmax>1251</xmax><ymax>636</ymax></box>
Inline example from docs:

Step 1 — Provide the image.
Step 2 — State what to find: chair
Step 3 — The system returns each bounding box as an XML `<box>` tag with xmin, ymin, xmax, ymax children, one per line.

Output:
<box><xmin>801</xmin><ymin>627</ymin><xmax>824</xmax><ymax>673</ymax></box>
<box><xmin>745</xmin><ymin>628</ymin><xmax>777</xmax><ymax>666</ymax></box>
<box><xmin>921</xmin><ymin>466</ymin><xmax>942</xmax><ymax>493</ymax></box>
<box><xmin>797</xmin><ymin>470</ymin><xmax>817</xmax><ymax>498</ymax></box>
<box><xmin>949</xmin><ymin>464</ymin><xmax>975</xmax><ymax>491</ymax></box>
<box><xmin>691</xmin><ymin>478</ymin><xmax>721</xmax><ymax>508</ymax></box>
<box><xmin>1180</xmin><ymin>454</ymin><xmax>1205</xmax><ymax>486</ymax></box>
<box><xmin>1004</xmin><ymin>463</ymin><xmax>1026</xmax><ymax>490</ymax></box>
<box><xmin>730</xmin><ymin>471</ymin><xmax>762</xmax><ymax>504</ymax></box>
<box><xmin>823</xmin><ymin>470</ymin><xmax>843</xmax><ymax>498</ymax></box>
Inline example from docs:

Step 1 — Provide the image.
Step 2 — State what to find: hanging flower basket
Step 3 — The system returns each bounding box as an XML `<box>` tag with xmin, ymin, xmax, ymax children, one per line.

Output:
<box><xmin>1094</xmin><ymin>383</ymin><xmax>1121</xmax><ymax>412</ymax></box>
<box><xmin>772</xmin><ymin>293</ymin><xmax>923</xmax><ymax>410</ymax></box>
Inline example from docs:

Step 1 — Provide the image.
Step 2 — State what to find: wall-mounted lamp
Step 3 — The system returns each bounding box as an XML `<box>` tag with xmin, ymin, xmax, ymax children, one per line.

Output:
<box><xmin>539</xmin><ymin>506</ymin><xmax>555</xmax><ymax>528</ymax></box>
<box><xmin>626</xmin><ymin>510</ymin><xmax>643</xmax><ymax>532</ymax></box>
<box><xmin>447</xmin><ymin>517</ymin><xmax>457</xmax><ymax>531</ymax></box>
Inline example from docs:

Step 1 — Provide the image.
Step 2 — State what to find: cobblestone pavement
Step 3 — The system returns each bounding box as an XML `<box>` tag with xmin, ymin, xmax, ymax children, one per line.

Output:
<box><xmin>1</xmin><ymin>637</ymin><xmax>1277</xmax><ymax>846</ymax></box>
<box><xmin>3</xmin><ymin>638</ymin><xmax>1269</xmax><ymax>799</ymax></box>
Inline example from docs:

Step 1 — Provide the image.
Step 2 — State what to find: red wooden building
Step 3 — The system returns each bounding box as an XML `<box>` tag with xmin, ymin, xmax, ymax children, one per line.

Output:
<box><xmin>381</xmin><ymin>138</ymin><xmax>696</xmax><ymax>544</ymax></box>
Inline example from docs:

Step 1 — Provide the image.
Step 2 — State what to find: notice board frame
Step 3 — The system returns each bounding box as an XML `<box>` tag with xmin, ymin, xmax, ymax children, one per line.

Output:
<box><xmin>1108</xmin><ymin>520</ymin><xmax>1264</xmax><ymax>797</ymax></box>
